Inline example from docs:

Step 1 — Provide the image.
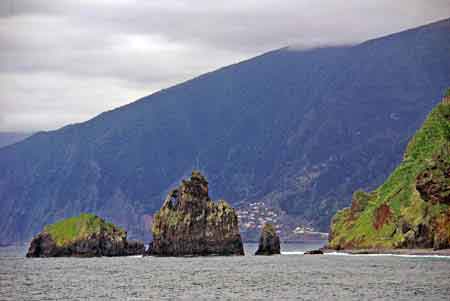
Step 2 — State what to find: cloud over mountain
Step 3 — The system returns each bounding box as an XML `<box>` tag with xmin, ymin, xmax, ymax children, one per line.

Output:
<box><xmin>1</xmin><ymin>0</ymin><xmax>449</xmax><ymax>131</ymax></box>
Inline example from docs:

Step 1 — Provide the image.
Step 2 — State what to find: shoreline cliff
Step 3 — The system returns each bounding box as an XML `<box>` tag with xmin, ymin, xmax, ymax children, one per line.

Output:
<box><xmin>328</xmin><ymin>90</ymin><xmax>450</xmax><ymax>251</ymax></box>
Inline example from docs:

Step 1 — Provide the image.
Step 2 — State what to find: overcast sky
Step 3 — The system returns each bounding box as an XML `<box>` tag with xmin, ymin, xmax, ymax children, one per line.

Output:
<box><xmin>0</xmin><ymin>0</ymin><xmax>449</xmax><ymax>132</ymax></box>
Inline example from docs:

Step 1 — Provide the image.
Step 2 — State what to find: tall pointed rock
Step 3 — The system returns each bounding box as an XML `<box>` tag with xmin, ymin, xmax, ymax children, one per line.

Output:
<box><xmin>149</xmin><ymin>171</ymin><xmax>244</xmax><ymax>256</ymax></box>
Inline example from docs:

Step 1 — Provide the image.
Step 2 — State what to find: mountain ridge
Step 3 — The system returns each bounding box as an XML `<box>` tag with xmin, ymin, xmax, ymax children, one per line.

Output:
<box><xmin>25</xmin><ymin>17</ymin><xmax>450</xmax><ymax>136</ymax></box>
<box><xmin>1</xmin><ymin>18</ymin><xmax>449</xmax><ymax>245</ymax></box>
<box><xmin>0</xmin><ymin>132</ymin><xmax>31</xmax><ymax>149</ymax></box>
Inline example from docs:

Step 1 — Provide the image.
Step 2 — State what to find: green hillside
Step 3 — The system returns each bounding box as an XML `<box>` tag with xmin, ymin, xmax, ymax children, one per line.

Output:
<box><xmin>329</xmin><ymin>89</ymin><xmax>450</xmax><ymax>250</ymax></box>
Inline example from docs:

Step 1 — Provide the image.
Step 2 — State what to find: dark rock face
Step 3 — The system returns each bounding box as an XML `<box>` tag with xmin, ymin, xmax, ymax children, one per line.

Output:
<box><xmin>416</xmin><ymin>152</ymin><xmax>450</xmax><ymax>205</ymax></box>
<box><xmin>124</xmin><ymin>240</ymin><xmax>146</xmax><ymax>256</ymax></box>
<box><xmin>26</xmin><ymin>232</ymin><xmax>58</xmax><ymax>257</ymax></box>
<box><xmin>401</xmin><ymin>223</ymin><xmax>434</xmax><ymax>249</ymax></box>
<box><xmin>410</xmin><ymin>148</ymin><xmax>450</xmax><ymax>249</ymax></box>
<box><xmin>26</xmin><ymin>214</ymin><xmax>144</xmax><ymax>257</ymax></box>
<box><xmin>304</xmin><ymin>249</ymin><xmax>324</xmax><ymax>255</ymax></box>
<box><xmin>150</xmin><ymin>171</ymin><xmax>244</xmax><ymax>256</ymax></box>
<box><xmin>255</xmin><ymin>224</ymin><xmax>280</xmax><ymax>255</ymax></box>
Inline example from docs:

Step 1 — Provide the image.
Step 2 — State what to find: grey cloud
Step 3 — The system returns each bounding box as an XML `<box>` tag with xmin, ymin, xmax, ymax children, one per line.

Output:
<box><xmin>0</xmin><ymin>0</ymin><xmax>449</xmax><ymax>131</ymax></box>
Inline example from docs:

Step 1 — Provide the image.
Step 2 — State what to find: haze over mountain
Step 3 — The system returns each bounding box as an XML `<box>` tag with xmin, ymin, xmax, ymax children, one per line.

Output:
<box><xmin>0</xmin><ymin>19</ymin><xmax>449</xmax><ymax>245</ymax></box>
<box><xmin>0</xmin><ymin>132</ymin><xmax>31</xmax><ymax>148</ymax></box>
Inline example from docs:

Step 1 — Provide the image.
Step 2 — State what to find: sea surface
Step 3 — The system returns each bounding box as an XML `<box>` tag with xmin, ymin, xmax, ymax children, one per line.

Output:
<box><xmin>2</xmin><ymin>242</ymin><xmax>450</xmax><ymax>300</ymax></box>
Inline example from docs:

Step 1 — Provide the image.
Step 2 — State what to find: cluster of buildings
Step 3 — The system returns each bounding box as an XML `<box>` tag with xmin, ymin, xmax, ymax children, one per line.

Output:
<box><xmin>292</xmin><ymin>225</ymin><xmax>315</xmax><ymax>235</ymax></box>
<box><xmin>237</xmin><ymin>202</ymin><xmax>282</xmax><ymax>233</ymax></box>
<box><xmin>237</xmin><ymin>201</ymin><xmax>329</xmax><ymax>241</ymax></box>
<box><xmin>292</xmin><ymin>226</ymin><xmax>328</xmax><ymax>239</ymax></box>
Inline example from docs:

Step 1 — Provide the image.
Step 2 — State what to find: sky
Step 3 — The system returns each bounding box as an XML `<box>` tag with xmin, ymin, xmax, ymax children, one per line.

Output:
<box><xmin>0</xmin><ymin>0</ymin><xmax>449</xmax><ymax>132</ymax></box>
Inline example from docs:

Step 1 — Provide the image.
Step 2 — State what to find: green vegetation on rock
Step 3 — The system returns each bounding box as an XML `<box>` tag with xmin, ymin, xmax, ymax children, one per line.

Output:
<box><xmin>329</xmin><ymin>91</ymin><xmax>450</xmax><ymax>250</ymax></box>
<box><xmin>150</xmin><ymin>171</ymin><xmax>244</xmax><ymax>256</ymax></box>
<box><xmin>44</xmin><ymin>213</ymin><xmax>125</xmax><ymax>246</ymax></box>
<box><xmin>262</xmin><ymin>223</ymin><xmax>277</xmax><ymax>236</ymax></box>
<box><xmin>27</xmin><ymin>213</ymin><xmax>144</xmax><ymax>257</ymax></box>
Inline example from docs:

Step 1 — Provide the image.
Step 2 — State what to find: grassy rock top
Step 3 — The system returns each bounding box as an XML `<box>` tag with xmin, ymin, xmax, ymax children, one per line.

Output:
<box><xmin>44</xmin><ymin>213</ymin><xmax>126</xmax><ymax>247</ymax></box>
<box><xmin>329</xmin><ymin>91</ymin><xmax>450</xmax><ymax>250</ymax></box>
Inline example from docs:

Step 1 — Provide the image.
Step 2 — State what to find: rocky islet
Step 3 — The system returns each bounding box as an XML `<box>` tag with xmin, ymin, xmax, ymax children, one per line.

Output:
<box><xmin>26</xmin><ymin>213</ymin><xmax>144</xmax><ymax>257</ymax></box>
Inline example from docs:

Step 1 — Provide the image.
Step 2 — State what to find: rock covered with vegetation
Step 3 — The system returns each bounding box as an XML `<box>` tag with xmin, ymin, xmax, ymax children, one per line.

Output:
<box><xmin>328</xmin><ymin>90</ymin><xmax>450</xmax><ymax>250</ymax></box>
<box><xmin>149</xmin><ymin>171</ymin><xmax>244</xmax><ymax>256</ymax></box>
<box><xmin>255</xmin><ymin>223</ymin><xmax>280</xmax><ymax>255</ymax></box>
<box><xmin>26</xmin><ymin>213</ymin><xmax>144</xmax><ymax>257</ymax></box>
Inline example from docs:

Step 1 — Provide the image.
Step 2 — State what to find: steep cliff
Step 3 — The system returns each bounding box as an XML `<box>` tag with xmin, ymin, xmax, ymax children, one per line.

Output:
<box><xmin>149</xmin><ymin>171</ymin><xmax>244</xmax><ymax>256</ymax></box>
<box><xmin>26</xmin><ymin>213</ymin><xmax>144</xmax><ymax>257</ymax></box>
<box><xmin>328</xmin><ymin>90</ymin><xmax>450</xmax><ymax>250</ymax></box>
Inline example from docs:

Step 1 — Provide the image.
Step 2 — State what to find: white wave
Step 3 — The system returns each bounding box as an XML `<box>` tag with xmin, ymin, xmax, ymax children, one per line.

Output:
<box><xmin>325</xmin><ymin>251</ymin><xmax>351</xmax><ymax>256</ymax></box>
<box><xmin>281</xmin><ymin>251</ymin><xmax>305</xmax><ymax>255</ymax></box>
<box><xmin>394</xmin><ymin>254</ymin><xmax>450</xmax><ymax>259</ymax></box>
<box><xmin>325</xmin><ymin>252</ymin><xmax>450</xmax><ymax>259</ymax></box>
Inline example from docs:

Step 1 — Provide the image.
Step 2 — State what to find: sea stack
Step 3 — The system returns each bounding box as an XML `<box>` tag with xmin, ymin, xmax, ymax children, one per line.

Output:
<box><xmin>26</xmin><ymin>213</ymin><xmax>144</xmax><ymax>257</ymax></box>
<box><xmin>255</xmin><ymin>223</ymin><xmax>281</xmax><ymax>255</ymax></box>
<box><xmin>149</xmin><ymin>171</ymin><xmax>244</xmax><ymax>256</ymax></box>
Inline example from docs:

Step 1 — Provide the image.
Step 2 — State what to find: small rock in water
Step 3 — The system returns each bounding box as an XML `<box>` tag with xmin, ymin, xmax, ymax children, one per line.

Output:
<box><xmin>255</xmin><ymin>223</ymin><xmax>280</xmax><ymax>256</ymax></box>
<box><xmin>304</xmin><ymin>249</ymin><xmax>324</xmax><ymax>255</ymax></box>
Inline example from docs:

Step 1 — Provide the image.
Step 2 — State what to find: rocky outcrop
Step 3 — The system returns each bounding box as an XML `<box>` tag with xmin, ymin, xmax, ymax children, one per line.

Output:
<box><xmin>124</xmin><ymin>240</ymin><xmax>146</xmax><ymax>256</ymax></box>
<box><xmin>255</xmin><ymin>224</ymin><xmax>280</xmax><ymax>255</ymax></box>
<box><xmin>416</xmin><ymin>151</ymin><xmax>450</xmax><ymax>205</ymax></box>
<box><xmin>149</xmin><ymin>171</ymin><xmax>244</xmax><ymax>256</ymax></box>
<box><xmin>26</xmin><ymin>213</ymin><xmax>144</xmax><ymax>257</ymax></box>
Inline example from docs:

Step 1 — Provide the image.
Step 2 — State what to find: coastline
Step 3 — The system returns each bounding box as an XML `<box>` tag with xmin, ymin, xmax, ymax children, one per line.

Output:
<box><xmin>322</xmin><ymin>248</ymin><xmax>450</xmax><ymax>256</ymax></box>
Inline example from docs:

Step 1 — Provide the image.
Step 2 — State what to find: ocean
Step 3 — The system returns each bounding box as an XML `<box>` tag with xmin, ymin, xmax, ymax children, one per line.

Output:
<box><xmin>2</xmin><ymin>242</ymin><xmax>450</xmax><ymax>300</ymax></box>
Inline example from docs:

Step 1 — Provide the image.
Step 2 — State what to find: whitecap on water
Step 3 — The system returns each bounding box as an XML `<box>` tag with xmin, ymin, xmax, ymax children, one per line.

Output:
<box><xmin>281</xmin><ymin>251</ymin><xmax>305</xmax><ymax>255</ymax></box>
<box><xmin>325</xmin><ymin>252</ymin><xmax>450</xmax><ymax>259</ymax></box>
